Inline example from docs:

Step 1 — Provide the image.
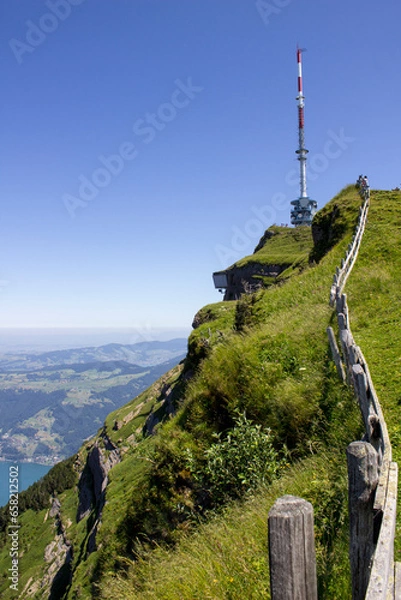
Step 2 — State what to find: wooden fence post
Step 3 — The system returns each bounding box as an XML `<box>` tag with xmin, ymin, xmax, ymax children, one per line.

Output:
<box><xmin>327</xmin><ymin>326</ymin><xmax>346</xmax><ymax>382</ymax></box>
<box><xmin>351</xmin><ymin>364</ymin><xmax>371</xmax><ymax>431</ymax></box>
<box><xmin>347</xmin><ymin>441</ymin><xmax>379</xmax><ymax>600</ymax></box>
<box><xmin>365</xmin><ymin>462</ymin><xmax>398</xmax><ymax>599</ymax></box>
<box><xmin>268</xmin><ymin>495</ymin><xmax>317</xmax><ymax>600</ymax></box>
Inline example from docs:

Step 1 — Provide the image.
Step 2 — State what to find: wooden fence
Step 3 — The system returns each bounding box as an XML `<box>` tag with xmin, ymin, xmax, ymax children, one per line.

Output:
<box><xmin>268</xmin><ymin>189</ymin><xmax>400</xmax><ymax>599</ymax></box>
<box><xmin>329</xmin><ymin>195</ymin><xmax>370</xmax><ymax>307</ymax></box>
<box><xmin>328</xmin><ymin>190</ymin><xmax>399</xmax><ymax>598</ymax></box>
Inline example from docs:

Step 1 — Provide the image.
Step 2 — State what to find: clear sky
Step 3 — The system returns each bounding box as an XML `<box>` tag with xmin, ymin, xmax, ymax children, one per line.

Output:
<box><xmin>1</xmin><ymin>0</ymin><xmax>400</xmax><ymax>332</ymax></box>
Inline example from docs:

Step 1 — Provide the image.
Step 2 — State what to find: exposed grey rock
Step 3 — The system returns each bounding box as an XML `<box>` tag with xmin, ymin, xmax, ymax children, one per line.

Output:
<box><xmin>49</xmin><ymin>497</ymin><xmax>61</xmax><ymax>518</ymax></box>
<box><xmin>222</xmin><ymin>263</ymin><xmax>287</xmax><ymax>301</ymax></box>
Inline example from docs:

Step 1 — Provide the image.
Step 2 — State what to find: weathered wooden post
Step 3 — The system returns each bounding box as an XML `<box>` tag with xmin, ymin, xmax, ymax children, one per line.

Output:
<box><xmin>327</xmin><ymin>326</ymin><xmax>346</xmax><ymax>382</ymax></box>
<box><xmin>268</xmin><ymin>495</ymin><xmax>317</xmax><ymax>600</ymax></box>
<box><xmin>352</xmin><ymin>364</ymin><xmax>371</xmax><ymax>434</ymax></box>
<box><xmin>347</xmin><ymin>441</ymin><xmax>379</xmax><ymax>600</ymax></box>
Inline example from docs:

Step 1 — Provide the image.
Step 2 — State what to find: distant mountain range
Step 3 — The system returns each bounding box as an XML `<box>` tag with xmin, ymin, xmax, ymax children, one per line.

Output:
<box><xmin>0</xmin><ymin>338</ymin><xmax>187</xmax><ymax>372</ymax></box>
<box><xmin>0</xmin><ymin>340</ymin><xmax>187</xmax><ymax>462</ymax></box>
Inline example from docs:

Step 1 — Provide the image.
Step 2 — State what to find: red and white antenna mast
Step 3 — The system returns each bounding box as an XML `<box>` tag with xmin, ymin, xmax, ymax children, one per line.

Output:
<box><xmin>290</xmin><ymin>47</ymin><xmax>317</xmax><ymax>226</ymax></box>
<box><xmin>297</xmin><ymin>47</ymin><xmax>307</xmax><ymax>198</ymax></box>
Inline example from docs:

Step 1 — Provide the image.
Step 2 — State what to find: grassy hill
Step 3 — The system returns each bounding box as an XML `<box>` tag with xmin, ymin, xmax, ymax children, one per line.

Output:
<box><xmin>233</xmin><ymin>223</ymin><xmax>314</xmax><ymax>283</ymax></box>
<box><xmin>1</xmin><ymin>185</ymin><xmax>400</xmax><ymax>599</ymax></box>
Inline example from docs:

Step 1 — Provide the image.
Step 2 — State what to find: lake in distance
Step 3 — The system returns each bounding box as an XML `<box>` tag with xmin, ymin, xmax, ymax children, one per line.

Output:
<box><xmin>0</xmin><ymin>461</ymin><xmax>51</xmax><ymax>507</ymax></box>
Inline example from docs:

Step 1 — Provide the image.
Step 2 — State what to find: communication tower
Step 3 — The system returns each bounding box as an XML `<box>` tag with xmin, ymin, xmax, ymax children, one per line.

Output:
<box><xmin>290</xmin><ymin>48</ymin><xmax>317</xmax><ymax>226</ymax></box>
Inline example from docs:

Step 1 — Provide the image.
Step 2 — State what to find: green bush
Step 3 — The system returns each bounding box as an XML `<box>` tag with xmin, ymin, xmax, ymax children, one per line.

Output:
<box><xmin>188</xmin><ymin>411</ymin><xmax>283</xmax><ymax>505</ymax></box>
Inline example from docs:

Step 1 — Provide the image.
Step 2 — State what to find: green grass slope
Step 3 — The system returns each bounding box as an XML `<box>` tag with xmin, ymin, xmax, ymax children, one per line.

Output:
<box><xmin>2</xmin><ymin>185</ymin><xmax>399</xmax><ymax>600</ymax></box>
<box><xmin>222</xmin><ymin>224</ymin><xmax>314</xmax><ymax>290</ymax></box>
<box><xmin>235</xmin><ymin>224</ymin><xmax>313</xmax><ymax>267</ymax></box>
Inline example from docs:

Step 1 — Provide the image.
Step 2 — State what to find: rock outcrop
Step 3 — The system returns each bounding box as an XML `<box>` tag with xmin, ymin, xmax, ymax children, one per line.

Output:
<box><xmin>76</xmin><ymin>432</ymin><xmax>121</xmax><ymax>553</ymax></box>
<box><xmin>221</xmin><ymin>262</ymin><xmax>289</xmax><ymax>300</ymax></box>
<box><xmin>33</xmin><ymin>497</ymin><xmax>74</xmax><ymax>600</ymax></box>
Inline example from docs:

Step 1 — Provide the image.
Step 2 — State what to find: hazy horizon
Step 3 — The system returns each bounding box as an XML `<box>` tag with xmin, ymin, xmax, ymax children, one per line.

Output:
<box><xmin>0</xmin><ymin>327</ymin><xmax>190</xmax><ymax>354</ymax></box>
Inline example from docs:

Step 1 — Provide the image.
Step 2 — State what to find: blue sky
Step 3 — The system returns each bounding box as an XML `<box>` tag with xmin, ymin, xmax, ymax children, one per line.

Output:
<box><xmin>1</xmin><ymin>0</ymin><xmax>400</xmax><ymax>332</ymax></box>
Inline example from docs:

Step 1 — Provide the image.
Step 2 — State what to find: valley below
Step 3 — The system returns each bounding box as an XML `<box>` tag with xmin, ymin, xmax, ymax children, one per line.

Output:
<box><xmin>0</xmin><ymin>339</ymin><xmax>186</xmax><ymax>463</ymax></box>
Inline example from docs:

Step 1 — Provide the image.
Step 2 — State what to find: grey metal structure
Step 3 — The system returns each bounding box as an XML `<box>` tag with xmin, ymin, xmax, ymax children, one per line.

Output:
<box><xmin>212</xmin><ymin>271</ymin><xmax>228</xmax><ymax>293</ymax></box>
<box><xmin>290</xmin><ymin>48</ymin><xmax>317</xmax><ymax>226</ymax></box>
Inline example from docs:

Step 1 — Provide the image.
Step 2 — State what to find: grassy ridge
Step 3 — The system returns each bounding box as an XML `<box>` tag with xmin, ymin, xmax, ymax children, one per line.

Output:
<box><xmin>91</xmin><ymin>188</ymin><xmax>360</xmax><ymax>598</ymax></box>
<box><xmin>98</xmin><ymin>186</ymin><xmax>400</xmax><ymax>599</ymax></box>
<box><xmin>2</xmin><ymin>184</ymin><xmax>396</xmax><ymax>599</ymax></box>
<box><xmin>92</xmin><ymin>184</ymin><xmax>364</xmax><ymax>599</ymax></box>
<box><xmin>234</xmin><ymin>225</ymin><xmax>313</xmax><ymax>267</ymax></box>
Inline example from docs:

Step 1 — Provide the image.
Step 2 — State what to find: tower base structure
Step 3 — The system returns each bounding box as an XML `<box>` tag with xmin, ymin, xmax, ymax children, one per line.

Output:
<box><xmin>290</xmin><ymin>197</ymin><xmax>317</xmax><ymax>226</ymax></box>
